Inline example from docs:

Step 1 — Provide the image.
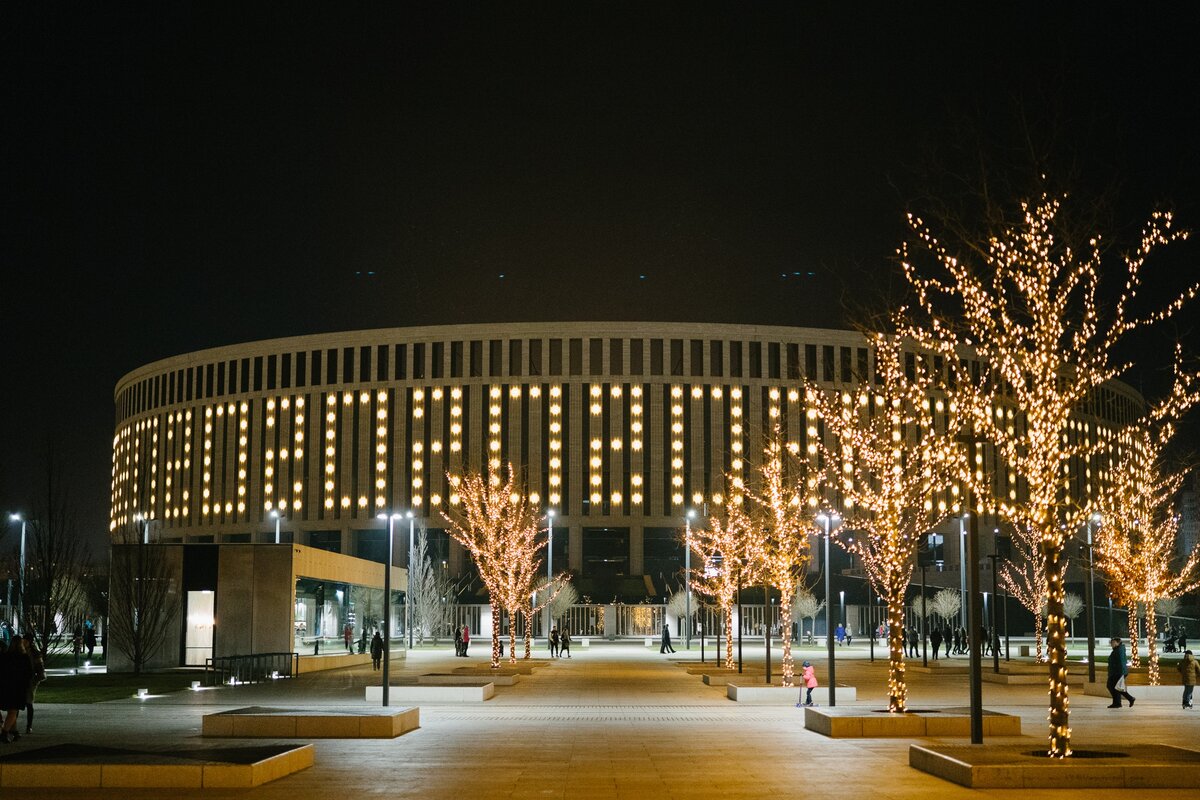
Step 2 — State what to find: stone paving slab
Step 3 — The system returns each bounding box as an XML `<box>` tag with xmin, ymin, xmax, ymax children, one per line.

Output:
<box><xmin>202</xmin><ymin>706</ymin><xmax>420</xmax><ymax>738</ymax></box>
<box><xmin>911</xmin><ymin>742</ymin><xmax>1200</xmax><ymax>788</ymax></box>
<box><xmin>421</xmin><ymin>672</ymin><xmax>519</xmax><ymax>686</ymax></box>
<box><xmin>726</xmin><ymin>684</ymin><xmax>856</xmax><ymax>704</ymax></box>
<box><xmin>0</xmin><ymin>743</ymin><xmax>313</xmax><ymax>788</ymax></box>
<box><xmin>1082</xmin><ymin>683</ymin><xmax>1187</xmax><ymax>702</ymax></box>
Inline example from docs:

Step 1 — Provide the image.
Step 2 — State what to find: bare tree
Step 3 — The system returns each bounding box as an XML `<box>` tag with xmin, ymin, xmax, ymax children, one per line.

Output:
<box><xmin>26</xmin><ymin>452</ymin><xmax>91</xmax><ymax>656</ymax></box>
<box><xmin>793</xmin><ymin>587</ymin><xmax>825</xmax><ymax>642</ymax></box>
<box><xmin>548</xmin><ymin>580</ymin><xmax>578</xmax><ymax>627</ymax></box>
<box><xmin>1062</xmin><ymin>594</ymin><xmax>1084</xmax><ymax>641</ymax></box>
<box><xmin>411</xmin><ymin>525</ymin><xmax>456</xmax><ymax>644</ymax></box>
<box><xmin>930</xmin><ymin>588</ymin><xmax>961</xmax><ymax>627</ymax></box>
<box><xmin>108</xmin><ymin>522</ymin><xmax>176</xmax><ymax>675</ymax></box>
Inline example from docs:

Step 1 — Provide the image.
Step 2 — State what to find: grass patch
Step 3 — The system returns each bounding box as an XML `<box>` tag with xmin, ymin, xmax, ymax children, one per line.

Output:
<box><xmin>37</xmin><ymin>671</ymin><xmax>196</xmax><ymax>704</ymax></box>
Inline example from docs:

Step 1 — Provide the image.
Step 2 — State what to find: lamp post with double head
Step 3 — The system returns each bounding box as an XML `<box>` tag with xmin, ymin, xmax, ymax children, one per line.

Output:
<box><xmin>817</xmin><ymin>510</ymin><xmax>842</xmax><ymax>706</ymax></box>
<box><xmin>375</xmin><ymin>511</ymin><xmax>403</xmax><ymax>706</ymax></box>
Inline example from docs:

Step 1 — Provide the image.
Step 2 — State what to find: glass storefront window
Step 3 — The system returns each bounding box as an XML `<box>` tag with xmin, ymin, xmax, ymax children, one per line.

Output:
<box><xmin>294</xmin><ymin>576</ymin><xmax>403</xmax><ymax>654</ymax></box>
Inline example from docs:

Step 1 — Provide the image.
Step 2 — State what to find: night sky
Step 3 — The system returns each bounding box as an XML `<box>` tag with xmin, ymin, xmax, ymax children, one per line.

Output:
<box><xmin>5</xmin><ymin>4</ymin><xmax>1200</xmax><ymax>551</ymax></box>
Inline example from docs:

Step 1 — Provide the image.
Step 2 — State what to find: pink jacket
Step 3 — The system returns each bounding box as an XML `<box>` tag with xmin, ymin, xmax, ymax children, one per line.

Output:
<box><xmin>803</xmin><ymin>665</ymin><xmax>817</xmax><ymax>688</ymax></box>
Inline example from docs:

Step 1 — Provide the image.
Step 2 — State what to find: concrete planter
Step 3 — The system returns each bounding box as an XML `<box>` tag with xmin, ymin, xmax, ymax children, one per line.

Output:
<box><xmin>911</xmin><ymin>743</ymin><xmax>1200</xmax><ymax>788</ymax></box>
<box><xmin>726</xmin><ymin>683</ymin><xmax>855</xmax><ymax>704</ymax></box>
<box><xmin>804</xmin><ymin>706</ymin><xmax>1021</xmax><ymax>738</ymax></box>
<box><xmin>365</xmin><ymin>683</ymin><xmax>494</xmax><ymax>702</ymax></box>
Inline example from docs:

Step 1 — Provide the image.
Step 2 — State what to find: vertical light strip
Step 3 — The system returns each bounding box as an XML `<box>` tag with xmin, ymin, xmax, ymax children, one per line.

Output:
<box><xmin>548</xmin><ymin>385</ymin><xmax>562</xmax><ymax>506</ymax></box>
<box><xmin>323</xmin><ymin>395</ymin><xmax>337</xmax><ymax>511</ymax></box>
<box><xmin>528</xmin><ymin>384</ymin><xmax>542</xmax><ymax>506</ymax></box>
<box><xmin>237</xmin><ymin>401</ymin><xmax>249</xmax><ymax>516</ymax></box>
<box><xmin>412</xmin><ymin>388</ymin><xmax>426</xmax><ymax>509</ymax></box>
<box><xmin>449</xmin><ymin>387</ymin><xmax>463</xmax><ymax>458</ymax></box>
<box><xmin>277</xmin><ymin>396</ymin><xmax>291</xmax><ymax>513</ymax></box>
<box><xmin>428</xmin><ymin>387</ymin><xmax>443</xmax><ymax>509</ymax></box>
<box><xmin>202</xmin><ymin>406</ymin><xmax>214</xmax><ymax>516</ymax></box>
<box><xmin>609</xmin><ymin>384</ymin><xmax>623</xmax><ymax>510</ymax></box>
<box><xmin>589</xmin><ymin>383</ymin><xmax>603</xmax><ymax>507</ymax></box>
<box><xmin>291</xmin><ymin>397</ymin><xmax>305</xmax><ymax>514</ymax></box>
<box><xmin>375</xmin><ymin>389</ymin><xmax>389</xmax><ymax>510</ymax></box>
<box><xmin>182</xmin><ymin>409</ymin><xmax>192</xmax><ymax>520</ymax></box>
<box><xmin>630</xmin><ymin>385</ymin><xmax>644</xmax><ymax>508</ymax></box>
<box><xmin>488</xmin><ymin>385</ymin><xmax>502</xmax><ymax>466</ymax></box>
<box><xmin>149</xmin><ymin>416</ymin><xmax>160</xmax><ymax>520</ymax></box>
<box><xmin>510</xmin><ymin>385</ymin><xmax>531</xmax><ymax>505</ymax></box>
<box><xmin>264</xmin><ymin>398</ymin><xmax>277</xmax><ymax>512</ymax></box>
<box><xmin>670</xmin><ymin>384</ymin><xmax>684</xmax><ymax>507</ymax></box>
<box><xmin>357</xmin><ymin>390</ymin><xmax>370</xmax><ymax>512</ymax></box>
<box><xmin>690</xmin><ymin>385</ymin><xmax>704</xmax><ymax>507</ymax></box>
<box><xmin>711</xmin><ymin>386</ymin><xmax>724</xmax><ymax>506</ymax></box>
<box><xmin>730</xmin><ymin>387</ymin><xmax>744</xmax><ymax>504</ymax></box>
<box><xmin>164</xmin><ymin>413</ymin><xmax>175</xmax><ymax>520</ymax></box>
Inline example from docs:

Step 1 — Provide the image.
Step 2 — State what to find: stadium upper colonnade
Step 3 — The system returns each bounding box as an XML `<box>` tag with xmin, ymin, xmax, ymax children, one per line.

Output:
<box><xmin>109</xmin><ymin>321</ymin><xmax>1142</xmax><ymax>580</ymax></box>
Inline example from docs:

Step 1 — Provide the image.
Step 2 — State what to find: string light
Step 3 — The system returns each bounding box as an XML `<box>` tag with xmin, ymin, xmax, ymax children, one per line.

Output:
<box><xmin>807</xmin><ymin>334</ymin><xmax>965</xmax><ymax>711</ymax></box>
<box><xmin>898</xmin><ymin>191</ymin><xmax>1198</xmax><ymax>758</ymax></box>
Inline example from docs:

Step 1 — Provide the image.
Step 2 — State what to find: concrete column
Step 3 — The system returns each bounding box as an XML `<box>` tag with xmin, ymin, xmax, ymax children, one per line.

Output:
<box><xmin>629</xmin><ymin>523</ymin><xmax>644</xmax><ymax>575</ymax></box>
<box><xmin>569</xmin><ymin>523</ymin><xmax>583</xmax><ymax>572</ymax></box>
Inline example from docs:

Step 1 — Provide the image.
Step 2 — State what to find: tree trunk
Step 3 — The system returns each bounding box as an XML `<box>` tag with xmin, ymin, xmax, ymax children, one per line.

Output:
<box><xmin>489</xmin><ymin>600</ymin><xmax>501</xmax><ymax>669</ymax></box>
<box><xmin>1034</xmin><ymin>611</ymin><xmax>1044</xmax><ymax>662</ymax></box>
<box><xmin>887</xmin><ymin>596</ymin><xmax>908</xmax><ymax>712</ymax></box>
<box><xmin>508</xmin><ymin>615</ymin><xmax>518</xmax><ymax>665</ymax></box>
<box><xmin>1127</xmin><ymin>605</ymin><xmax>1140</xmax><ymax>667</ymax></box>
<box><xmin>523</xmin><ymin>609</ymin><xmax>533</xmax><ymax>660</ymax></box>
<box><xmin>1043</xmin><ymin>547</ymin><xmax>1072</xmax><ymax>758</ymax></box>
<box><xmin>724</xmin><ymin>602</ymin><xmax>735</xmax><ymax>670</ymax></box>
<box><xmin>1146</xmin><ymin>597</ymin><xmax>1160</xmax><ymax>685</ymax></box>
<box><xmin>779</xmin><ymin>595</ymin><xmax>795</xmax><ymax>687</ymax></box>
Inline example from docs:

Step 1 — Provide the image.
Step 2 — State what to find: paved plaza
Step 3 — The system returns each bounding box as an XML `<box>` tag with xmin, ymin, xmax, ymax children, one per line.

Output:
<box><xmin>9</xmin><ymin>642</ymin><xmax>1199</xmax><ymax>799</ymax></box>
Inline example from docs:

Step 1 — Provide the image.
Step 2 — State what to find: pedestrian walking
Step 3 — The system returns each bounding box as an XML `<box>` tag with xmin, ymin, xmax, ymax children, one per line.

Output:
<box><xmin>1106</xmin><ymin>636</ymin><xmax>1136</xmax><ymax>708</ymax></box>
<box><xmin>660</xmin><ymin>624</ymin><xmax>676</xmax><ymax>654</ymax></box>
<box><xmin>796</xmin><ymin>660</ymin><xmax>818</xmax><ymax>706</ymax></box>
<box><xmin>549</xmin><ymin>626</ymin><xmax>560</xmax><ymax>658</ymax></box>
<box><xmin>560</xmin><ymin>628</ymin><xmax>572</xmax><ymax>658</ymax></box>
<box><xmin>23</xmin><ymin>634</ymin><xmax>44</xmax><ymax>734</ymax></box>
<box><xmin>1178</xmin><ymin>649</ymin><xmax>1197</xmax><ymax>709</ymax></box>
<box><xmin>370</xmin><ymin>631</ymin><xmax>384</xmax><ymax>670</ymax></box>
<box><xmin>461</xmin><ymin>625</ymin><xmax>471</xmax><ymax>657</ymax></box>
<box><xmin>835</xmin><ymin>623</ymin><xmax>845</xmax><ymax>645</ymax></box>
<box><xmin>845</xmin><ymin>627</ymin><xmax>852</xmax><ymax>647</ymax></box>
<box><xmin>84</xmin><ymin>625</ymin><xmax>97</xmax><ymax>660</ymax></box>
<box><xmin>454</xmin><ymin>626</ymin><xmax>463</xmax><ymax>656</ymax></box>
<box><xmin>0</xmin><ymin>637</ymin><xmax>33</xmax><ymax>743</ymax></box>
<box><xmin>930</xmin><ymin>627</ymin><xmax>942</xmax><ymax>660</ymax></box>
<box><xmin>343</xmin><ymin>623</ymin><xmax>353</xmax><ymax>652</ymax></box>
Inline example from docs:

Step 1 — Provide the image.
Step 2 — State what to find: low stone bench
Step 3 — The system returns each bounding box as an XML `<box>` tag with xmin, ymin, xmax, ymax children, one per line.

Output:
<box><xmin>0</xmin><ymin>743</ymin><xmax>313</xmax><ymax>789</ymax></box>
<box><xmin>459</xmin><ymin>661</ymin><xmax>537</xmax><ymax>674</ymax></box>
<box><xmin>365</xmin><ymin>683</ymin><xmax>494</xmax><ymax>702</ymax></box>
<box><xmin>980</xmin><ymin>671</ymin><xmax>1084</xmax><ymax>685</ymax></box>
<box><xmin>804</xmin><ymin>706</ymin><xmax>1021</xmax><ymax>738</ymax></box>
<box><xmin>422</xmin><ymin>672</ymin><xmax>519</xmax><ymax>686</ymax></box>
<box><xmin>702</xmin><ymin>672</ymin><xmax>768</xmax><ymax>686</ymax></box>
<box><xmin>203</xmin><ymin>707</ymin><xmax>419</xmax><ymax>739</ymax></box>
<box><xmin>1083</xmin><ymin>682</ymin><xmax>1186</xmax><ymax>703</ymax></box>
<box><xmin>726</xmin><ymin>683</ymin><xmax>855</xmax><ymax>704</ymax></box>
<box><xmin>906</xmin><ymin>663</ymin><xmax>970</xmax><ymax>675</ymax></box>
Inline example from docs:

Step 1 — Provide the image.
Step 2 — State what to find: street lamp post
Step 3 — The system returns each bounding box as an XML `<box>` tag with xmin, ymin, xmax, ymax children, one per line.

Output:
<box><xmin>818</xmin><ymin>511</ymin><xmax>841</xmax><ymax>707</ymax></box>
<box><xmin>1085</xmin><ymin>513</ymin><xmax>1100</xmax><ymax>684</ymax></box>
<box><xmin>134</xmin><ymin>512</ymin><xmax>152</xmax><ymax>545</ymax></box>
<box><xmin>987</xmin><ymin>553</ymin><xmax>1001</xmax><ymax>674</ymax></box>
<box><xmin>685</xmin><ymin>509</ymin><xmax>694</xmax><ymax>649</ymax></box>
<box><xmin>544</xmin><ymin>510</ymin><xmax>555</xmax><ymax>641</ymax></box>
<box><xmin>8</xmin><ymin>514</ymin><xmax>26</xmax><ymax>632</ymax></box>
<box><xmin>270</xmin><ymin>510</ymin><xmax>282</xmax><ymax>544</ymax></box>
<box><xmin>375</xmin><ymin>512</ymin><xmax>401</xmax><ymax>707</ymax></box>
<box><xmin>407</xmin><ymin>512</ymin><xmax>415</xmax><ymax>649</ymax></box>
<box><xmin>959</xmin><ymin>515</ymin><xmax>968</xmax><ymax>629</ymax></box>
<box><xmin>921</xmin><ymin>564</ymin><xmax>928</xmax><ymax>667</ymax></box>
<box><xmin>964</xmin><ymin>509</ymin><xmax>983</xmax><ymax>744</ymax></box>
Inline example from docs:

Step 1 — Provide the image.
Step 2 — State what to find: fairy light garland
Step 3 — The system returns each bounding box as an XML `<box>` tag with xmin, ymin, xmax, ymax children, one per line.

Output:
<box><xmin>897</xmin><ymin>190</ymin><xmax>1199</xmax><ymax>758</ymax></box>
<box><xmin>807</xmin><ymin>334</ymin><xmax>965</xmax><ymax>712</ymax></box>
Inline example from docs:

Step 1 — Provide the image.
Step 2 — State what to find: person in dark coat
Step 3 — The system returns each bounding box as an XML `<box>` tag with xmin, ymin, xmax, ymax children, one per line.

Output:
<box><xmin>549</xmin><ymin>627</ymin><xmax>560</xmax><ymax>658</ymax></box>
<box><xmin>370</xmin><ymin>631</ymin><xmax>384</xmax><ymax>670</ymax></box>
<box><xmin>660</xmin><ymin>624</ymin><xmax>675</xmax><ymax>654</ymax></box>
<box><xmin>84</xmin><ymin>626</ymin><xmax>97</xmax><ymax>660</ymax></box>
<box><xmin>1</xmin><ymin>637</ymin><xmax>33</xmax><ymax>742</ymax></box>
<box><xmin>1106</xmin><ymin>636</ymin><xmax>1136</xmax><ymax>708</ymax></box>
<box><xmin>454</xmin><ymin>626</ymin><xmax>463</xmax><ymax>657</ymax></box>
<box><xmin>23</xmin><ymin>634</ymin><xmax>44</xmax><ymax>734</ymax></box>
<box><xmin>929</xmin><ymin>627</ymin><xmax>942</xmax><ymax>660</ymax></box>
<box><xmin>559</xmin><ymin>628</ymin><xmax>572</xmax><ymax>658</ymax></box>
<box><xmin>1178</xmin><ymin>649</ymin><xmax>1197</xmax><ymax>710</ymax></box>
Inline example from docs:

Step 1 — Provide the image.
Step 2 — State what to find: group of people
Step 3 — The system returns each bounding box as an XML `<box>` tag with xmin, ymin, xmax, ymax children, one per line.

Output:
<box><xmin>834</xmin><ymin>624</ymin><xmax>853</xmax><ymax>646</ymax></box>
<box><xmin>452</xmin><ymin>625</ymin><xmax>472</xmax><ymax>657</ymax></box>
<box><xmin>1160</xmin><ymin>625</ymin><xmax>1190</xmax><ymax>653</ymax></box>
<box><xmin>0</xmin><ymin>633</ymin><xmax>46</xmax><ymax>743</ymax></box>
<box><xmin>1107</xmin><ymin>636</ymin><xmax>1200</xmax><ymax>711</ymax></box>
<box><xmin>549</xmin><ymin>626</ymin><xmax>572</xmax><ymax>657</ymax></box>
<box><xmin>898</xmin><ymin>624</ymin><xmax>1004</xmax><ymax>659</ymax></box>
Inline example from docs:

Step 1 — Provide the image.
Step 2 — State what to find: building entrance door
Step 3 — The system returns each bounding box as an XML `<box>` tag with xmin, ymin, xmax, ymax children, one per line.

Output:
<box><xmin>185</xmin><ymin>590</ymin><xmax>215</xmax><ymax>666</ymax></box>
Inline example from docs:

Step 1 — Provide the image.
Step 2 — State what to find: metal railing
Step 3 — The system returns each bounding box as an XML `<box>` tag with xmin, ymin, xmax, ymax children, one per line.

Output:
<box><xmin>205</xmin><ymin>652</ymin><xmax>300</xmax><ymax>686</ymax></box>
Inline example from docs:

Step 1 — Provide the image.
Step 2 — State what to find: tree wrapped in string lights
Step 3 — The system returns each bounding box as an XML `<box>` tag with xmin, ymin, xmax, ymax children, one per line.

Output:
<box><xmin>897</xmin><ymin>190</ymin><xmax>1198</xmax><ymax>757</ymax></box>
<box><xmin>690</xmin><ymin>510</ymin><xmax>760</xmax><ymax>670</ymax></box>
<box><xmin>726</xmin><ymin>434</ymin><xmax>815</xmax><ymax>687</ymax></box>
<box><xmin>442</xmin><ymin>460</ymin><xmax>544</xmax><ymax>669</ymax></box>
<box><xmin>520</xmin><ymin>574</ymin><xmax>570</xmax><ymax>659</ymax></box>
<box><xmin>806</xmin><ymin>334</ymin><xmax>965</xmax><ymax>711</ymax></box>
<box><xmin>999</xmin><ymin>523</ymin><xmax>1050</xmax><ymax>662</ymax></box>
<box><xmin>1095</xmin><ymin>417</ymin><xmax>1200</xmax><ymax>685</ymax></box>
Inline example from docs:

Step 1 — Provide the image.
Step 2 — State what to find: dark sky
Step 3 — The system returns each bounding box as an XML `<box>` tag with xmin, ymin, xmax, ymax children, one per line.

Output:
<box><xmin>5</xmin><ymin>4</ymin><xmax>1200</xmax><ymax>550</ymax></box>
